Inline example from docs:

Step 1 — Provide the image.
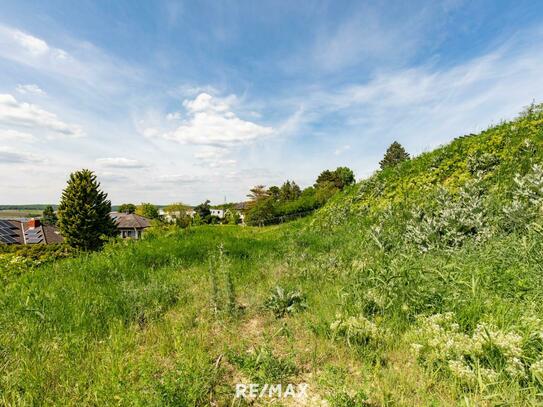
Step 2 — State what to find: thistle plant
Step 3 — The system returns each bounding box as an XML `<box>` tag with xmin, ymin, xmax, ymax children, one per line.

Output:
<box><xmin>263</xmin><ymin>286</ymin><xmax>307</xmax><ymax>318</ymax></box>
<box><xmin>208</xmin><ymin>244</ymin><xmax>238</xmax><ymax>317</ymax></box>
<box><xmin>405</xmin><ymin>180</ymin><xmax>491</xmax><ymax>252</ymax></box>
<box><xmin>502</xmin><ymin>164</ymin><xmax>543</xmax><ymax>231</ymax></box>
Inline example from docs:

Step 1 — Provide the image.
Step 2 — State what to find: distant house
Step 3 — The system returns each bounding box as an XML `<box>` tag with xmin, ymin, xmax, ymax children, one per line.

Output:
<box><xmin>210</xmin><ymin>209</ymin><xmax>224</xmax><ymax>219</ymax></box>
<box><xmin>110</xmin><ymin>212</ymin><xmax>151</xmax><ymax>239</ymax></box>
<box><xmin>0</xmin><ymin>218</ymin><xmax>63</xmax><ymax>245</ymax></box>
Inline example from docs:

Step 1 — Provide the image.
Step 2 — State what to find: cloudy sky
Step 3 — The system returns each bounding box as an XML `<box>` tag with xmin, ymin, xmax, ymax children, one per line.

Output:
<box><xmin>1</xmin><ymin>1</ymin><xmax>543</xmax><ymax>205</ymax></box>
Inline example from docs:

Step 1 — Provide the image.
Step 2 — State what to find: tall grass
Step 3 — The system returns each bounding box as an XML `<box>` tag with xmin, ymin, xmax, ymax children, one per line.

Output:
<box><xmin>1</xmin><ymin>105</ymin><xmax>542</xmax><ymax>405</ymax></box>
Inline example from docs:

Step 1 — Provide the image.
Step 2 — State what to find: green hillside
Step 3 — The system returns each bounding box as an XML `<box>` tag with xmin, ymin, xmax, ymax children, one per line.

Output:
<box><xmin>1</xmin><ymin>105</ymin><xmax>543</xmax><ymax>405</ymax></box>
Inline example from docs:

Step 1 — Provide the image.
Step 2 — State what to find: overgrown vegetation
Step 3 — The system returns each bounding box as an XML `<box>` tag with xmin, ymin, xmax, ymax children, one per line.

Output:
<box><xmin>1</xmin><ymin>104</ymin><xmax>543</xmax><ymax>405</ymax></box>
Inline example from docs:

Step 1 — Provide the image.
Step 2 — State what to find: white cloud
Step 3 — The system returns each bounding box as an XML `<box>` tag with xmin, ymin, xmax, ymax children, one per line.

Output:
<box><xmin>0</xmin><ymin>129</ymin><xmax>36</xmax><ymax>142</ymax></box>
<box><xmin>166</xmin><ymin>112</ymin><xmax>182</xmax><ymax>121</ymax></box>
<box><xmin>0</xmin><ymin>94</ymin><xmax>83</xmax><ymax>138</ymax></box>
<box><xmin>155</xmin><ymin>93</ymin><xmax>273</xmax><ymax>147</ymax></box>
<box><xmin>97</xmin><ymin>172</ymin><xmax>130</xmax><ymax>183</ymax></box>
<box><xmin>0</xmin><ymin>146</ymin><xmax>41</xmax><ymax>163</ymax></box>
<box><xmin>0</xmin><ymin>24</ymin><xmax>141</xmax><ymax>94</ymax></box>
<box><xmin>96</xmin><ymin>157</ymin><xmax>147</xmax><ymax>169</ymax></box>
<box><xmin>156</xmin><ymin>174</ymin><xmax>201</xmax><ymax>184</ymax></box>
<box><xmin>11</xmin><ymin>29</ymin><xmax>50</xmax><ymax>55</ymax></box>
<box><xmin>16</xmin><ymin>84</ymin><xmax>46</xmax><ymax>96</ymax></box>
<box><xmin>0</xmin><ymin>25</ymin><xmax>68</xmax><ymax>62</ymax></box>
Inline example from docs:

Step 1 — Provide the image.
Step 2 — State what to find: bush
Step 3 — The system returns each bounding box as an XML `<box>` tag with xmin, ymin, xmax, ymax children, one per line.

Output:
<box><xmin>263</xmin><ymin>286</ymin><xmax>307</xmax><ymax>318</ymax></box>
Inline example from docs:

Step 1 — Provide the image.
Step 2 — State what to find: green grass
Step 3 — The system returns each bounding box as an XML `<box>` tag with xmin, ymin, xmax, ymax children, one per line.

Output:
<box><xmin>1</xmin><ymin>105</ymin><xmax>543</xmax><ymax>405</ymax></box>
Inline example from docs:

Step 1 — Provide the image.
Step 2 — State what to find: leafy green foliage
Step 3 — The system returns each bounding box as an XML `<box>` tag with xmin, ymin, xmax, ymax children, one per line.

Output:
<box><xmin>136</xmin><ymin>202</ymin><xmax>159</xmax><ymax>219</ymax></box>
<box><xmin>245</xmin><ymin>167</ymin><xmax>355</xmax><ymax>226</ymax></box>
<box><xmin>229</xmin><ymin>347</ymin><xmax>298</xmax><ymax>383</ymax></box>
<box><xmin>2</xmin><ymin>104</ymin><xmax>543</xmax><ymax>405</ymax></box>
<box><xmin>315</xmin><ymin>166</ymin><xmax>355</xmax><ymax>190</ymax></box>
<box><xmin>118</xmin><ymin>203</ymin><xmax>136</xmax><ymax>214</ymax></box>
<box><xmin>263</xmin><ymin>286</ymin><xmax>307</xmax><ymax>318</ymax></box>
<box><xmin>57</xmin><ymin>169</ymin><xmax>117</xmax><ymax>250</ymax></box>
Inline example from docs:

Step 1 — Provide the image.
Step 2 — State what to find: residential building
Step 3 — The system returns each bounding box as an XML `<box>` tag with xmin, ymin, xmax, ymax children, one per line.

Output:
<box><xmin>0</xmin><ymin>218</ymin><xmax>63</xmax><ymax>245</ymax></box>
<box><xmin>110</xmin><ymin>212</ymin><xmax>151</xmax><ymax>239</ymax></box>
<box><xmin>210</xmin><ymin>209</ymin><xmax>224</xmax><ymax>219</ymax></box>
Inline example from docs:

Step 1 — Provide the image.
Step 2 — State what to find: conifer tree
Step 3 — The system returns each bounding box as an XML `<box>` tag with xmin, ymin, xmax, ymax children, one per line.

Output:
<box><xmin>57</xmin><ymin>169</ymin><xmax>117</xmax><ymax>250</ymax></box>
<box><xmin>380</xmin><ymin>141</ymin><xmax>410</xmax><ymax>169</ymax></box>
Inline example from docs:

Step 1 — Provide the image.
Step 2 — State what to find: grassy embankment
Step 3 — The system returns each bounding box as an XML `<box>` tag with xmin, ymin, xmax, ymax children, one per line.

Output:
<box><xmin>1</xmin><ymin>105</ymin><xmax>543</xmax><ymax>405</ymax></box>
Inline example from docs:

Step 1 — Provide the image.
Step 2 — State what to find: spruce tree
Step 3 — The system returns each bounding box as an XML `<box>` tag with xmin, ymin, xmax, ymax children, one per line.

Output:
<box><xmin>379</xmin><ymin>141</ymin><xmax>410</xmax><ymax>169</ymax></box>
<box><xmin>57</xmin><ymin>169</ymin><xmax>117</xmax><ymax>250</ymax></box>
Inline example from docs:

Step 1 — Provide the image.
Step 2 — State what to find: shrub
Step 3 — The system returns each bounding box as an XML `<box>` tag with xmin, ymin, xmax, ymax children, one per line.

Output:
<box><xmin>330</xmin><ymin>313</ymin><xmax>382</xmax><ymax>346</ymax></box>
<box><xmin>405</xmin><ymin>181</ymin><xmax>491</xmax><ymax>252</ymax></box>
<box><xmin>263</xmin><ymin>286</ymin><xmax>307</xmax><ymax>318</ymax></box>
<box><xmin>502</xmin><ymin>164</ymin><xmax>543</xmax><ymax>231</ymax></box>
<box><xmin>410</xmin><ymin>313</ymin><xmax>543</xmax><ymax>388</ymax></box>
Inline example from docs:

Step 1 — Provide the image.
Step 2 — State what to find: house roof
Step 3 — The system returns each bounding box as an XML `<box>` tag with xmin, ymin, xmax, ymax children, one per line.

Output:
<box><xmin>0</xmin><ymin>219</ymin><xmax>63</xmax><ymax>245</ymax></box>
<box><xmin>110</xmin><ymin>212</ymin><xmax>151</xmax><ymax>229</ymax></box>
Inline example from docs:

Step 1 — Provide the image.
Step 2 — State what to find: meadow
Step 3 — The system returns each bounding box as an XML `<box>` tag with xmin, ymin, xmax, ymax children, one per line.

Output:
<box><xmin>1</xmin><ymin>105</ymin><xmax>543</xmax><ymax>406</ymax></box>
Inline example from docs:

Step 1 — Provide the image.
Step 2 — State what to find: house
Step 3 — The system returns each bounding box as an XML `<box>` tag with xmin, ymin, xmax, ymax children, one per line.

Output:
<box><xmin>0</xmin><ymin>218</ymin><xmax>63</xmax><ymax>245</ymax></box>
<box><xmin>110</xmin><ymin>212</ymin><xmax>151</xmax><ymax>239</ymax></box>
<box><xmin>210</xmin><ymin>209</ymin><xmax>224</xmax><ymax>219</ymax></box>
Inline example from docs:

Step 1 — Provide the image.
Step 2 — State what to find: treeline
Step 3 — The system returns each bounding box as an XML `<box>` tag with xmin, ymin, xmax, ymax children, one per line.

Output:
<box><xmin>244</xmin><ymin>167</ymin><xmax>355</xmax><ymax>226</ymax></box>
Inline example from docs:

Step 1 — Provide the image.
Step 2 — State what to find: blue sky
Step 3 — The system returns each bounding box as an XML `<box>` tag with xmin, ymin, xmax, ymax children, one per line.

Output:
<box><xmin>1</xmin><ymin>0</ymin><xmax>543</xmax><ymax>205</ymax></box>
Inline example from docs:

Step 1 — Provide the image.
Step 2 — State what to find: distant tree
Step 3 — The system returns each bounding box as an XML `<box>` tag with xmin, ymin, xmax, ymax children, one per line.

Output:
<box><xmin>246</xmin><ymin>185</ymin><xmax>269</xmax><ymax>210</ymax></box>
<box><xmin>57</xmin><ymin>169</ymin><xmax>117</xmax><ymax>250</ymax></box>
<box><xmin>333</xmin><ymin>167</ymin><xmax>355</xmax><ymax>189</ymax></box>
<box><xmin>42</xmin><ymin>205</ymin><xmax>58</xmax><ymax>226</ymax></box>
<box><xmin>136</xmin><ymin>203</ymin><xmax>159</xmax><ymax>219</ymax></box>
<box><xmin>380</xmin><ymin>141</ymin><xmax>410</xmax><ymax>169</ymax></box>
<box><xmin>268</xmin><ymin>186</ymin><xmax>281</xmax><ymax>201</ymax></box>
<box><xmin>315</xmin><ymin>167</ymin><xmax>355</xmax><ymax>190</ymax></box>
<box><xmin>245</xmin><ymin>197</ymin><xmax>276</xmax><ymax>226</ymax></box>
<box><xmin>192</xmin><ymin>213</ymin><xmax>203</xmax><ymax>226</ymax></box>
<box><xmin>280</xmin><ymin>180</ymin><xmax>302</xmax><ymax>201</ymax></box>
<box><xmin>314</xmin><ymin>170</ymin><xmax>334</xmax><ymax>188</ymax></box>
<box><xmin>194</xmin><ymin>200</ymin><xmax>211</xmax><ymax>221</ymax></box>
<box><xmin>119</xmin><ymin>203</ymin><xmax>136</xmax><ymax>214</ymax></box>
<box><xmin>225</xmin><ymin>210</ymin><xmax>241</xmax><ymax>225</ymax></box>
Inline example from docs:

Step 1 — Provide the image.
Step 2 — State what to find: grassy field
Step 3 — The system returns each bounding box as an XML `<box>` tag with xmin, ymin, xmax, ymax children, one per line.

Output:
<box><xmin>0</xmin><ymin>209</ymin><xmax>43</xmax><ymax>219</ymax></box>
<box><xmin>1</xmin><ymin>105</ymin><xmax>543</xmax><ymax>406</ymax></box>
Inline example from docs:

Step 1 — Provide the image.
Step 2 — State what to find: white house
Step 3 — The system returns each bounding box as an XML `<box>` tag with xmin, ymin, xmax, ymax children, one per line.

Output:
<box><xmin>210</xmin><ymin>209</ymin><xmax>224</xmax><ymax>219</ymax></box>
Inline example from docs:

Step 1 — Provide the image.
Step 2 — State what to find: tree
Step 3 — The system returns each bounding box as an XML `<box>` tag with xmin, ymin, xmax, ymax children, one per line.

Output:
<box><xmin>136</xmin><ymin>203</ymin><xmax>159</xmax><ymax>219</ymax></box>
<box><xmin>333</xmin><ymin>167</ymin><xmax>355</xmax><ymax>189</ymax></box>
<box><xmin>225</xmin><ymin>210</ymin><xmax>241</xmax><ymax>225</ymax></box>
<box><xmin>315</xmin><ymin>167</ymin><xmax>355</xmax><ymax>190</ymax></box>
<box><xmin>245</xmin><ymin>197</ymin><xmax>276</xmax><ymax>226</ymax></box>
<box><xmin>380</xmin><ymin>141</ymin><xmax>410</xmax><ymax>169</ymax></box>
<box><xmin>314</xmin><ymin>170</ymin><xmax>334</xmax><ymax>188</ymax></box>
<box><xmin>163</xmin><ymin>202</ymin><xmax>190</xmax><ymax>225</ymax></box>
<box><xmin>164</xmin><ymin>202</ymin><xmax>189</xmax><ymax>214</ymax></box>
<box><xmin>42</xmin><ymin>205</ymin><xmax>58</xmax><ymax>226</ymax></box>
<box><xmin>57</xmin><ymin>169</ymin><xmax>117</xmax><ymax>250</ymax></box>
<box><xmin>119</xmin><ymin>203</ymin><xmax>136</xmax><ymax>214</ymax></box>
<box><xmin>246</xmin><ymin>185</ymin><xmax>269</xmax><ymax>210</ymax></box>
<box><xmin>268</xmin><ymin>186</ymin><xmax>281</xmax><ymax>201</ymax></box>
<box><xmin>280</xmin><ymin>180</ymin><xmax>301</xmax><ymax>201</ymax></box>
<box><xmin>194</xmin><ymin>200</ymin><xmax>211</xmax><ymax>221</ymax></box>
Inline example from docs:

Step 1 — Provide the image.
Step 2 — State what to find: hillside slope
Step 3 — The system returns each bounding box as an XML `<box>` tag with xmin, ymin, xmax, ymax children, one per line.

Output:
<box><xmin>1</xmin><ymin>105</ymin><xmax>543</xmax><ymax>406</ymax></box>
